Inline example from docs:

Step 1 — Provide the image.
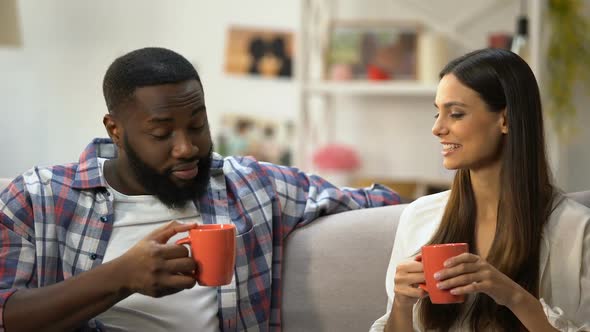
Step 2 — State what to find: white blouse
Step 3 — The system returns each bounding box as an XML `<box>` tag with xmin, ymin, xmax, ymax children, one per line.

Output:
<box><xmin>370</xmin><ymin>191</ymin><xmax>590</xmax><ymax>332</ymax></box>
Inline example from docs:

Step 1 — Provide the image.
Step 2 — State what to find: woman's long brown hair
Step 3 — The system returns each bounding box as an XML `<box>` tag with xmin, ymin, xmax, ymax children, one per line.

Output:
<box><xmin>418</xmin><ymin>49</ymin><xmax>555</xmax><ymax>331</ymax></box>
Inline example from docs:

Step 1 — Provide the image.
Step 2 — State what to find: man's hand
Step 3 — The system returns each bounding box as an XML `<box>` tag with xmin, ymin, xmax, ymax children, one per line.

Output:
<box><xmin>3</xmin><ymin>221</ymin><xmax>199</xmax><ymax>332</ymax></box>
<box><xmin>117</xmin><ymin>221</ymin><xmax>198</xmax><ymax>297</ymax></box>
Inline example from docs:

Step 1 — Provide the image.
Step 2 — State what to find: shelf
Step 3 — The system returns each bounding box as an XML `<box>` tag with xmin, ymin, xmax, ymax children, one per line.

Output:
<box><xmin>304</xmin><ymin>81</ymin><xmax>438</xmax><ymax>97</ymax></box>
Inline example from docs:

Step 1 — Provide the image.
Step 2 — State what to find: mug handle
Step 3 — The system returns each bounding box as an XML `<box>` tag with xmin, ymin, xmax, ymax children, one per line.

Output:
<box><xmin>175</xmin><ymin>237</ymin><xmax>191</xmax><ymax>245</ymax></box>
<box><xmin>415</xmin><ymin>254</ymin><xmax>428</xmax><ymax>293</ymax></box>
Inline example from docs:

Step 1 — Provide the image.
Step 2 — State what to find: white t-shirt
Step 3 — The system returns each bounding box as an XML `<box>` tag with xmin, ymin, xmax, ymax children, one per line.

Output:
<box><xmin>370</xmin><ymin>190</ymin><xmax>590</xmax><ymax>332</ymax></box>
<box><xmin>95</xmin><ymin>158</ymin><xmax>220</xmax><ymax>332</ymax></box>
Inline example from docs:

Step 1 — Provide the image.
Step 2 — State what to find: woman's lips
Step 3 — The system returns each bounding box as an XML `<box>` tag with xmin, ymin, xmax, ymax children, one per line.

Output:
<box><xmin>441</xmin><ymin>143</ymin><xmax>461</xmax><ymax>156</ymax></box>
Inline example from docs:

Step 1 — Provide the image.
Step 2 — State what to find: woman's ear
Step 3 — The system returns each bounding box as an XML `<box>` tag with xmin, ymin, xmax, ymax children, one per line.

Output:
<box><xmin>103</xmin><ymin>113</ymin><xmax>123</xmax><ymax>147</ymax></box>
<box><xmin>500</xmin><ymin>108</ymin><xmax>508</xmax><ymax>134</ymax></box>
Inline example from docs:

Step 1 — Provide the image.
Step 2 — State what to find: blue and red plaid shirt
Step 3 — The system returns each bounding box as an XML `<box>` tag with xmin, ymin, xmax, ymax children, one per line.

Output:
<box><xmin>0</xmin><ymin>138</ymin><xmax>400</xmax><ymax>331</ymax></box>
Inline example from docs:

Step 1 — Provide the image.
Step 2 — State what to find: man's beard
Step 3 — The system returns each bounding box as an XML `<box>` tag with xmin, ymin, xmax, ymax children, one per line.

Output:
<box><xmin>123</xmin><ymin>135</ymin><xmax>213</xmax><ymax>209</ymax></box>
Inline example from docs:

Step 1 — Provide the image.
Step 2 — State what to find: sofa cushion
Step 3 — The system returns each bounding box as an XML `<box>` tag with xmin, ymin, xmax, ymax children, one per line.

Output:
<box><xmin>282</xmin><ymin>204</ymin><xmax>406</xmax><ymax>332</ymax></box>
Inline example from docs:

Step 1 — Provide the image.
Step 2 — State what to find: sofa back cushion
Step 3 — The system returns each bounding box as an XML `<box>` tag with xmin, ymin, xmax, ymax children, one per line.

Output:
<box><xmin>282</xmin><ymin>204</ymin><xmax>406</xmax><ymax>332</ymax></box>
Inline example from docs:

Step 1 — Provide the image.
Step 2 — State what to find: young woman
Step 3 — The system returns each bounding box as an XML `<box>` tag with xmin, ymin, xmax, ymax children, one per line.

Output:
<box><xmin>370</xmin><ymin>48</ymin><xmax>590</xmax><ymax>331</ymax></box>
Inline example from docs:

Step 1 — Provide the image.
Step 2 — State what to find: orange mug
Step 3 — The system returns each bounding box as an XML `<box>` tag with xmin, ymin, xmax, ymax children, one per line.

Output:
<box><xmin>417</xmin><ymin>243</ymin><xmax>468</xmax><ymax>304</ymax></box>
<box><xmin>175</xmin><ymin>224</ymin><xmax>236</xmax><ymax>286</ymax></box>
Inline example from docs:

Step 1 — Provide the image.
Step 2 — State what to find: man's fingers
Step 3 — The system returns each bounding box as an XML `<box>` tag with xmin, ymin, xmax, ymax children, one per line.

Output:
<box><xmin>161</xmin><ymin>274</ymin><xmax>198</xmax><ymax>290</ymax></box>
<box><xmin>158</xmin><ymin>243</ymin><xmax>191</xmax><ymax>259</ymax></box>
<box><xmin>151</xmin><ymin>275</ymin><xmax>198</xmax><ymax>297</ymax></box>
<box><xmin>164</xmin><ymin>257</ymin><xmax>197</xmax><ymax>275</ymax></box>
<box><xmin>148</xmin><ymin>221</ymin><xmax>197</xmax><ymax>243</ymax></box>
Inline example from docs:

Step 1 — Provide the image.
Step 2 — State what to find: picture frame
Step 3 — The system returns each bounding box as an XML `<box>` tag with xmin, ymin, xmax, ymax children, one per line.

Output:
<box><xmin>224</xmin><ymin>25</ymin><xmax>294</xmax><ymax>79</ymax></box>
<box><xmin>325</xmin><ymin>21</ymin><xmax>420</xmax><ymax>81</ymax></box>
<box><xmin>215</xmin><ymin>113</ymin><xmax>295</xmax><ymax>166</ymax></box>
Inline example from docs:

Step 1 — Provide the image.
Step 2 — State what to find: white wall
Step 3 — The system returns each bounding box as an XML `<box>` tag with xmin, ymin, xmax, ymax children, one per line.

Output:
<box><xmin>0</xmin><ymin>0</ymin><xmax>299</xmax><ymax>178</ymax></box>
<box><xmin>1</xmin><ymin>0</ymin><xmax>589</xmax><ymax>192</ymax></box>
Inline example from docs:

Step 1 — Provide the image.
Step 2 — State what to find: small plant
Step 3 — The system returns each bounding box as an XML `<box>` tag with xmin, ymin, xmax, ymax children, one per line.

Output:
<box><xmin>545</xmin><ymin>0</ymin><xmax>590</xmax><ymax>139</ymax></box>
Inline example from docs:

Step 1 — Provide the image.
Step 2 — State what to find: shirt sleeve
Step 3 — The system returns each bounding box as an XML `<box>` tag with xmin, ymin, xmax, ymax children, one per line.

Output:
<box><xmin>0</xmin><ymin>176</ymin><xmax>37</xmax><ymax>331</ymax></box>
<box><xmin>259</xmin><ymin>162</ymin><xmax>401</xmax><ymax>237</ymax></box>
<box><xmin>369</xmin><ymin>202</ymin><xmax>418</xmax><ymax>332</ymax></box>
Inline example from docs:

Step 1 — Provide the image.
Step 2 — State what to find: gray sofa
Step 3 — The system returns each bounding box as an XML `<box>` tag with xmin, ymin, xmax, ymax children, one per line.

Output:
<box><xmin>282</xmin><ymin>204</ymin><xmax>403</xmax><ymax>332</ymax></box>
<box><xmin>282</xmin><ymin>190</ymin><xmax>590</xmax><ymax>332</ymax></box>
<box><xmin>1</xmin><ymin>178</ymin><xmax>588</xmax><ymax>331</ymax></box>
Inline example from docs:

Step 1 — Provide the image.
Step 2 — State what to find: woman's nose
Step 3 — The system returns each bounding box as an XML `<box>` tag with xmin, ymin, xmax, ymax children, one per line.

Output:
<box><xmin>431</xmin><ymin>116</ymin><xmax>449</xmax><ymax>137</ymax></box>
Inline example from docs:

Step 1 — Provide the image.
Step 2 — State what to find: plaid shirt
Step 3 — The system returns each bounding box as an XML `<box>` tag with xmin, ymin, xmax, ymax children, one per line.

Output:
<box><xmin>0</xmin><ymin>138</ymin><xmax>400</xmax><ymax>332</ymax></box>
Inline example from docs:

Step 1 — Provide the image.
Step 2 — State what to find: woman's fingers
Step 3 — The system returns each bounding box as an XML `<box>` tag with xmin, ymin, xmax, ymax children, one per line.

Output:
<box><xmin>396</xmin><ymin>260</ymin><xmax>424</xmax><ymax>273</ymax></box>
<box><xmin>442</xmin><ymin>252</ymin><xmax>479</xmax><ymax>268</ymax></box>
<box><xmin>435</xmin><ymin>261</ymin><xmax>481</xmax><ymax>281</ymax></box>
<box><xmin>448</xmin><ymin>282</ymin><xmax>480</xmax><ymax>295</ymax></box>
<box><xmin>436</xmin><ymin>271</ymin><xmax>482</xmax><ymax>290</ymax></box>
<box><xmin>393</xmin><ymin>259</ymin><xmax>428</xmax><ymax>305</ymax></box>
<box><xmin>395</xmin><ymin>283</ymin><xmax>428</xmax><ymax>298</ymax></box>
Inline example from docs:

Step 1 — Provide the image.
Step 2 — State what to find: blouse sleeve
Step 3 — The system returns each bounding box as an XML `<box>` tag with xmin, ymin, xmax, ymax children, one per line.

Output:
<box><xmin>369</xmin><ymin>203</ymin><xmax>419</xmax><ymax>332</ymax></box>
<box><xmin>541</xmin><ymin>206</ymin><xmax>590</xmax><ymax>332</ymax></box>
<box><xmin>540</xmin><ymin>299</ymin><xmax>590</xmax><ymax>332</ymax></box>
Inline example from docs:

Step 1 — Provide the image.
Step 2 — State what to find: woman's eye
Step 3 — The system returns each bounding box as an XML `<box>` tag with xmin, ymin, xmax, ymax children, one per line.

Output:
<box><xmin>450</xmin><ymin>113</ymin><xmax>464</xmax><ymax>119</ymax></box>
<box><xmin>434</xmin><ymin>113</ymin><xmax>440</xmax><ymax>119</ymax></box>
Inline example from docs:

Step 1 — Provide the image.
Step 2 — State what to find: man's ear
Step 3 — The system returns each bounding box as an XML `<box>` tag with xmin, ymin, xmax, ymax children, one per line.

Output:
<box><xmin>103</xmin><ymin>113</ymin><xmax>123</xmax><ymax>147</ymax></box>
<box><xmin>500</xmin><ymin>108</ymin><xmax>508</xmax><ymax>134</ymax></box>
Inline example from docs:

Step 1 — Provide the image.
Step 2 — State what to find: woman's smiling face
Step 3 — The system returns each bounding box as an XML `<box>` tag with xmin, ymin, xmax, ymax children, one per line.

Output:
<box><xmin>432</xmin><ymin>74</ymin><xmax>508</xmax><ymax>171</ymax></box>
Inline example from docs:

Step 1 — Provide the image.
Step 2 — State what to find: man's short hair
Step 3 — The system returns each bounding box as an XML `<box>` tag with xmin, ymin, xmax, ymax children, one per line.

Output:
<box><xmin>102</xmin><ymin>47</ymin><xmax>201</xmax><ymax>112</ymax></box>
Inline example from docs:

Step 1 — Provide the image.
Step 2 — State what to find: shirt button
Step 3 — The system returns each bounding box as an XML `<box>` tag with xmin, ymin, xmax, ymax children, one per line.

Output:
<box><xmin>99</xmin><ymin>216</ymin><xmax>108</xmax><ymax>223</ymax></box>
<box><xmin>90</xmin><ymin>254</ymin><xmax>98</xmax><ymax>260</ymax></box>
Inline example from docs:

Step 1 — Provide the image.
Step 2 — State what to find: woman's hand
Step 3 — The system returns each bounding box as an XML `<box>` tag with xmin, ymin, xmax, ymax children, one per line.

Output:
<box><xmin>392</xmin><ymin>256</ymin><xmax>428</xmax><ymax>309</ymax></box>
<box><xmin>434</xmin><ymin>253</ymin><xmax>527</xmax><ymax>307</ymax></box>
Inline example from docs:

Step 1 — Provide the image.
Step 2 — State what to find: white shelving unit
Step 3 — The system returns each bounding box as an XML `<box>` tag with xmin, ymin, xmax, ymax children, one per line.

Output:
<box><xmin>296</xmin><ymin>0</ymin><xmax>546</xmax><ymax>191</ymax></box>
<box><xmin>305</xmin><ymin>81</ymin><xmax>438</xmax><ymax>97</ymax></box>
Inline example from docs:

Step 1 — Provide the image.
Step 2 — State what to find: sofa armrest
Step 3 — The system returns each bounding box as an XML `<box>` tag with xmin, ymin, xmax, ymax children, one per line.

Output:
<box><xmin>282</xmin><ymin>204</ymin><xmax>407</xmax><ymax>332</ymax></box>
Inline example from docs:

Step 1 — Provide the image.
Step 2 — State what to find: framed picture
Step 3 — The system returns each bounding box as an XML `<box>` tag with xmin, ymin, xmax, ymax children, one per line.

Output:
<box><xmin>215</xmin><ymin>113</ymin><xmax>295</xmax><ymax>166</ymax></box>
<box><xmin>224</xmin><ymin>26</ymin><xmax>294</xmax><ymax>79</ymax></box>
<box><xmin>326</xmin><ymin>21</ymin><xmax>420</xmax><ymax>81</ymax></box>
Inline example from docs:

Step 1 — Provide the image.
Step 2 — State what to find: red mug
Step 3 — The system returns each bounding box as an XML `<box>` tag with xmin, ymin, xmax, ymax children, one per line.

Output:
<box><xmin>176</xmin><ymin>224</ymin><xmax>236</xmax><ymax>286</ymax></box>
<box><xmin>418</xmin><ymin>243</ymin><xmax>468</xmax><ymax>304</ymax></box>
